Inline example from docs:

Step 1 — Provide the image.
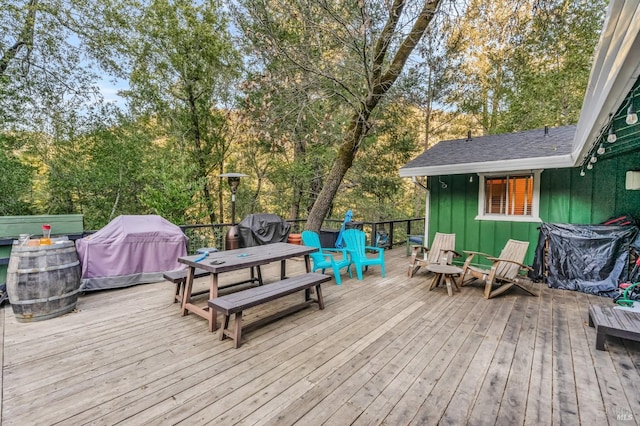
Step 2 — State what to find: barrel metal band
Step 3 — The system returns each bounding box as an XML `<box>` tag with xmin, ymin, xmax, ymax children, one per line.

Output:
<box><xmin>10</xmin><ymin>287</ymin><xmax>82</xmax><ymax>305</ymax></box>
<box><xmin>15</xmin><ymin>260</ymin><xmax>80</xmax><ymax>274</ymax></box>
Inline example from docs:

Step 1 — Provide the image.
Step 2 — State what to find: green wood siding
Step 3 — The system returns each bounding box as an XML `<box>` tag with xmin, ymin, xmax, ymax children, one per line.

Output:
<box><xmin>428</xmin><ymin>151</ymin><xmax>640</xmax><ymax>266</ymax></box>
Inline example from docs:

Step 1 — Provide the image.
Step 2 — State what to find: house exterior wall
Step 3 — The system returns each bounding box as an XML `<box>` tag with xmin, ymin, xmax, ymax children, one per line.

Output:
<box><xmin>428</xmin><ymin>153</ymin><xmax>640</xmax><ymax>266</ymax></box>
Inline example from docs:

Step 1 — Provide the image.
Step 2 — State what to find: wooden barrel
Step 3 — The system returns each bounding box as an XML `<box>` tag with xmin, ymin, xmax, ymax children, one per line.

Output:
<box><xmin>6</xmin><ymin>241</ymin><xmax>82</xmax><ymax>322</ymax></box>
<box><xmin>287</xmin><ymin>233</ymin><xmax>302</xmax><ymax>245</ymax></box>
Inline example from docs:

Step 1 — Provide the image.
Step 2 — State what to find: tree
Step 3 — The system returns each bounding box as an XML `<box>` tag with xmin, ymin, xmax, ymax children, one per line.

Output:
<box><xmin>236</xmin><ymin>0</ymin><xmax>445</xmax><ymax>232</ymax></box>
<box><xmin>38</xmin><ymin>113</ymin><xmax>151</xmax><ymax>228</ymax></box>
<box><xmin>501</xmin><ymin>0</ymin><xmax>605</xmax><ymax>131</ymax></box>
<box><xmin>0</xmin><ymin>132</ymin><xmax>35</xmax><ymax>215</ymax></box>
<box><xmin>444</xmin><ymin>0</ymin><xmax>606</xmax><ymax>135</ymax></box>
<box><xmin>344</xmin><ymin>101</ymin><xmax>423</xmax><ymax>220</ymax></box>
<box><xmin>235</xmin><ymin>70</ymin><xmax>342</xmax><ymax>219</ymax></box>
<box><xmin>399</xmin><ymin>9</ymin><xmax>459</xmax><ymax>150</ymax></box>
<box><xmin>120</xmin><ymin>0</ymin><xmax>241</xmax><ymax>225</ymax></box>
<box><xmin>0</xmin><ymin>0</ymin><xmax>135</xmax><ymax>130</ymax></box>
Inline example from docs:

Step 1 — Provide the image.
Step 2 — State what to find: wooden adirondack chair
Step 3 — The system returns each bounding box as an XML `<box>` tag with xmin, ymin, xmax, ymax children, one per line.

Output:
<box><xmin>342</xmin><ymin>229</ymin><xmax>385</xmax><ymax>280</ymax></box>
<box><xmin>301</xmin><ymin>231</ymin><xmax>352</xmax><ymax>285</ymax></box>
<box><xmin>408</xmin><ymin>232</ymin><xmax>459</xmax><ymax>277</ymax></box>
<box><xmin>460</xmin><ymin>239</ymin><xmax>536</xmax><ymax>299</ymax></box>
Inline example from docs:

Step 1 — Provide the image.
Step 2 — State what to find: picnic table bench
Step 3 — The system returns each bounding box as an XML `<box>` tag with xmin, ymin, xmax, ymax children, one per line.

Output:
<box><xmin>588</xmin><ymin>304</ymin><xmax>640</xmax><ymax>350</ymax></box>
<box><xmin>208</xmin><ymin>272</ymin><xmax>330</xmax><ymax>348</ymax></box>
<box><xmin>165</xmin><ymin>266</ymin><xmax>264</xmax><ymax>303</ymax></box>
<box><xmin>164</xmin><ymin>268</ymin><xmax>211</xmax><ymax>303</ymax></box>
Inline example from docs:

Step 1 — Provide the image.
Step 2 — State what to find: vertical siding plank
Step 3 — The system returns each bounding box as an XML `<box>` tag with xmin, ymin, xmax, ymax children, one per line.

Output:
<box><xmin>451</xmin><ymin>175</ymin><xmax>468</xmax><ymax>252</ymax></box>
<box><xmin>568</xmin><ymin>167</ymin><xmax>594</xmax><ymax>224</ymax></box>
<box><xmin>428</xmin><ymin>181</ymin><xmax>441</xmax><ymax>243</ymax></box>
<box><xmin>464</xmin><ymin>174</ymin><xmax>481</xmax><ymax>255</ymax></box>
<box><xmin>591</xmin><ymin>158</ymin><xmax>617</xmax><ymax>223</ymax></box>
<box><xmin>547</xmin><ymin>169</ymin><xmax>571</xmax><ymax>222</ymax></box>
<box><xmin>538</xmin><ymin>169</ymin><xmax>552</xmax><ymax>221</ymax></box>
<box><xmin>439</xmin><ymin>177</ymin><xmax>454</xmax><ymax>232</ymax></box>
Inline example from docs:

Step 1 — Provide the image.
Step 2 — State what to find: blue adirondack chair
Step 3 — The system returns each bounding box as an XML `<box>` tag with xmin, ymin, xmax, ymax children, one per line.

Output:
<box><xmin>342</xmin><ymin>229</ymin><xmax>386</xmax><ymax>280</ymax></box>
<box><xmin>335</xmin><ymin>209</ymin><xmax>353</xmax><ymax>248</ymax></box>
<box><xmin>301</xmin><ymin>231</ymin><xmax>353</xmax><ymax>285</ymax></box>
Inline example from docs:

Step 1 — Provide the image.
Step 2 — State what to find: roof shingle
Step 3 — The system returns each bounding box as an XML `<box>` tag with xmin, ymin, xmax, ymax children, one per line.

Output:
<box><xmin>401</xmin><ymin>125</ymin><xmax>576</xmax><ymax>173</ymax></box>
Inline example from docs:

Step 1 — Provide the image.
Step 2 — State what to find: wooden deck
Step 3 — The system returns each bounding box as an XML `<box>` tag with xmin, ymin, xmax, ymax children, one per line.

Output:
<box><xmin>1</xmin><ymin>249</ymin><xmax>639</xmax><ymax>425</ymax></box>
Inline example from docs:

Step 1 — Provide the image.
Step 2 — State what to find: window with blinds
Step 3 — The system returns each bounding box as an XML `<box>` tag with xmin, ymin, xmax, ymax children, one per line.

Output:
<box><xmin>484</xmin><ymin>174</ymin><xmax>534</xmax><ymax>216</ymax></box>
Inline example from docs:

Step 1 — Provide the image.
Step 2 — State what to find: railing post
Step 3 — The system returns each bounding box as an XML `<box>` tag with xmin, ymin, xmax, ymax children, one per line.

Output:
<box><xmin>371</xmin><ymin>223</ymin><xmax>377</xmax><ymax>247</ymax></box>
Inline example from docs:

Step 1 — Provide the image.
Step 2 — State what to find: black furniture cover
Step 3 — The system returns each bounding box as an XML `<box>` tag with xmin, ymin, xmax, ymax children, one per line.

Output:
<box><xmin>532</xmin><ymin>223</ymin><xmax>640</xmax><ymax>297</ymax></box>
<box><xmin>238</xmin><ymin>214</ymin><xmax>291</xmax><ymax>247</ymax></box>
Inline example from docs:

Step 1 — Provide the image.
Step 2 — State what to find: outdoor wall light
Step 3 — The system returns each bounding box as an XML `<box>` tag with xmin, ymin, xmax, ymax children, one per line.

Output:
<box><xmin>587</xmin><ymin>163</ymin><xmax>594</xmax><ymax>170</ymax></box>
<box><xmin>580</xmin><ymin>169</ymin><xmax>585</xmax><ymax>177</ymax></box>
<box><xmin>590</xmin><ymin>155</ymin><xmax>598</xmax><ymax>163</ymax></box>
<box><xmin>596</xmin><ymin>144</ymin><xmax>606</xmax><ymax>155</ymax></box>
<box><xmin>626</xmin><ymin>103</ymin><xmax>638</xmax><ymax>125</ymax></box>
<box><xmin>607</xmin><ymin>126</ymin><xmax>617</xmax><ymax>143</ymax></box>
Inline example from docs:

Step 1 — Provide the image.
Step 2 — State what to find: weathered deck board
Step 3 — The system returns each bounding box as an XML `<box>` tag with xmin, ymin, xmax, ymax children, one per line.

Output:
<box><xmin>0</xmin><ymin>249</ymin><xmax>639</xmax><ymax>425</ymax></box>
<box><xmin>568</xmin><ymin>292</ymin><xmax>609</xmax><ymax>425</ymax></box>
<box><xmin>438</xmin><ymin>296</ymin><xmax>512</xmax><ymax>425</ymax></box>
<box><xmin>496</xmin><ymin>295</ymin><xmax>538</xmax><ymax>425</ymax></box>
<box><xmin>467</xmin><ymin>295</ymin><xmax>528</xmax><ymax>425</ymax></box>
<box><xmin>524</xmin><ymin>281</ymin><xmax>553</xmax><ymax>426</ymax></box>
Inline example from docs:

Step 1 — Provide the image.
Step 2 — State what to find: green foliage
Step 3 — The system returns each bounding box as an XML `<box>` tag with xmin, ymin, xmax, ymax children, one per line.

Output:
<box><xmin>0</xmin><ymin>0</ymin><xmax>137</xmax><ymax>131</ymax></box>
<box><xmin>342</xmin><ymin>102</ymin><xmax>423</xmax><ymax>220</ymax></box>
<box><xmin>500</xmin><ymin>0</ymin><xmax>606</xmax><ymax>131</ymax></box>
<box><xmin>0</xmin><ymin>0</ymin><xmax>614</xmax><ymax>229</ymax></box>
<box><xmin>234</xmin><ymin>64</ymin><xmax>350</xmax><ymax>219</ymax></box>
<box><xmin>41</xmin><ymin>118</ymin><xmax>149</xmax><ymax>229</ymax></box>
<box><xmin>442</xmin><ymin>0</ymin><xmax>606</xmax><ymax>135</ymax></box>
<box><xmin>120</xmin><ymin>0</ymin><xmax>241</xmax><ymax>224</ymax></box>
<box><xmin>137</xmin><ymin>155</ymin><xmax>202</xmax><ymax>225</ymax></box>
<box><xmin>0</xmin><ymin>133</ymin><xmax>34</xmax><ymax>215</ymax></box>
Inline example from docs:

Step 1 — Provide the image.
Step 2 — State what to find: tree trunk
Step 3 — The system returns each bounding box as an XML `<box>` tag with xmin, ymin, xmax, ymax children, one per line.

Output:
<box><xmin>187</xmin><ymin>86</ymin><xmax>217</xmax><ymax>225</ymax></box>
<box><xmin>218</xmin><ymin>163</ymin><xmax>224</xmax><ymax>223</ymax></box>
<box><xmin>306</xmin><ymin>110</ymin><xmax>368</xmax><ymax>231</ymax></box>
<box><xmin>288</xmin><ymin>137</ymin><xmax>306</xmax><ymax>220</ymax></box>
<box><xmin>306</xmin><ymin>158</ymin><xmax>323</xmax><ymax>215</ymax></box>
<box><xmin>425</xmin><ymin>66</ymin><xmax>433</xmax><ymax>150</ymax></box>
<box><xmin>305</xmin><ymin>0</ymin><xmax>442</xmax><ymax>232</ymax></box>
<box><xmin>0</xmin><ymin>0</ymin><xmax>37</xmax><ymax>77</ymax></box>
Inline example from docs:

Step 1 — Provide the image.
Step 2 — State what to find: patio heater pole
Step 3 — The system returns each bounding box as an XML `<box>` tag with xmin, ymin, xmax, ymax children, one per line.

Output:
<box><xmin>219</xmin><ymin>172</ymin><xmax>247</xmax><ymax>250</ymax></box>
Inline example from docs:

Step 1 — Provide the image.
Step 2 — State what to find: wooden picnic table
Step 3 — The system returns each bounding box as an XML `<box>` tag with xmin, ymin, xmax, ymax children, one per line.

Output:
<box><xmin>178</xmin><ymin>242</ymin><xmax>316</xmax><ymax>332</ymax></box>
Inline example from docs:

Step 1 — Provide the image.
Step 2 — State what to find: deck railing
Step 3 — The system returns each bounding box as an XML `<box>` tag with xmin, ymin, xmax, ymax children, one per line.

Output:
<box><xmin>180</xmin><ymin>217</ymin><xmax>425</xmax><ymax>254</ymax></box>
<box><xmin>0</xmin><ymin>217</ymin><xmax>425</xmax><ymax>260</ymax></box>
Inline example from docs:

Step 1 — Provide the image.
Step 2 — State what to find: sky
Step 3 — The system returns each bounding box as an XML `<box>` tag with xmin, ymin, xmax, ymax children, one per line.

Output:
<box><xmin>97</xmin><ymin>76</ymin><xmax>129</xmax><ymax>109</ymax></box>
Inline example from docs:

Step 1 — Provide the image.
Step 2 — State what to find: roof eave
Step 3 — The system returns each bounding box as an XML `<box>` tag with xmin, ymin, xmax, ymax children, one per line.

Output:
<box><xmin>572</xmin><ymin>0</ymin><xmax>640</xmax><ymax>165</ymax></box>
<box><xmin>399</xmin><ymin>154</ymin><xmax>574</xmax><ymax>178</ymax></box>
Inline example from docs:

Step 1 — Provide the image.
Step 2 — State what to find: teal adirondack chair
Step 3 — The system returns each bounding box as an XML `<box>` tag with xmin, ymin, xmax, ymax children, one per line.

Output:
<box><xmin>342</xmin><ymin>229</ymin><xmax>386</xmax><ymax>280</ymax></box>
<box><xmin>301</xmin><ymin>231</ymin><xmax>353</xmax><ymax>285</ymax></box>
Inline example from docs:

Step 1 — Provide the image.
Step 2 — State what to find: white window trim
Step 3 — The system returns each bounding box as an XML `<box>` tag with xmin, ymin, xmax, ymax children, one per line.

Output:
<box><xmin>475</xmin><ymin>170</ymin><xmax>543</xmax><ymax>223</ymax></box>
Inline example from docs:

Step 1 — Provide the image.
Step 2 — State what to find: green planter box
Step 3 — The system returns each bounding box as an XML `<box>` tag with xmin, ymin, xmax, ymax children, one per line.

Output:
<box><xmin>0</xmin><ymin>214</ymin><xmax>84</xmax><ymax>285</ymax></box>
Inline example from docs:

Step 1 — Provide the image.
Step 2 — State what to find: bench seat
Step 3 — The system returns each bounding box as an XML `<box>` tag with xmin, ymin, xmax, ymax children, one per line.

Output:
<box><xmin>208</xmin><ymin>272</ymin><xmax>330</xmax><ymax>348</ymax></box>
<box><xmin>164</xmin><ymin>268</ymin><xmax>211</xmax><ymax>303</ymax></box>
<box><xmin>588</xmin><ymin>304</ymin><xmax>640</xmax><ymax>350</ymax></box>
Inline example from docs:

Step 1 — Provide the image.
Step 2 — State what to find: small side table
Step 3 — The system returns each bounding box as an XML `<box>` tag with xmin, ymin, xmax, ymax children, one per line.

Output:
<box><xmin>426</xmin><ymin>264</ymin><xmax>463</xmax><ymax>297</ymax></box>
